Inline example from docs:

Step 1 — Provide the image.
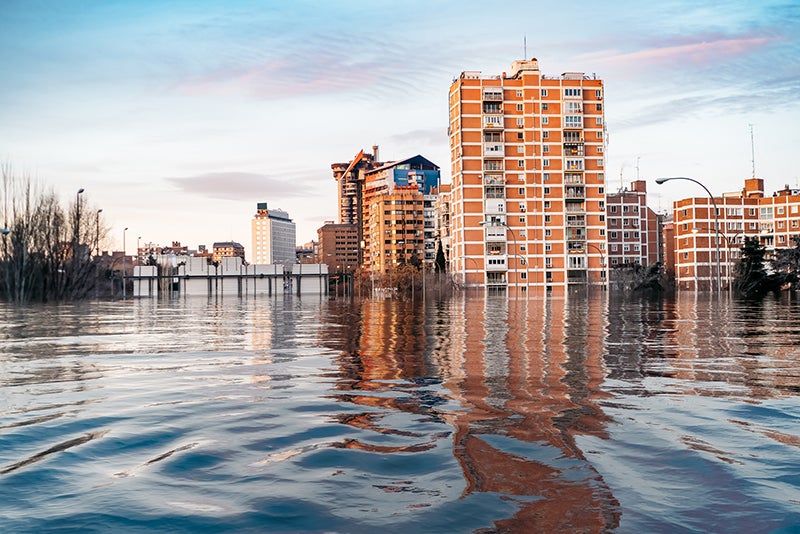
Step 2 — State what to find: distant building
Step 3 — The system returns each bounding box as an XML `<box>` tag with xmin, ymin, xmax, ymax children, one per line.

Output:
<box><xmin>331</xmin><ymin>147</ymin><xmax>384</xmax><ymax>266</ymax></box>
<box><xmin>667</xmin><ymin>178</ymin><xmax>800</xmax><ymax>290</ymax></box>
<box><xmin>363</xmin><ymin>155</ymin><xmax>441</xmax><ymax>268</ymax></box>
<box><xmin>296</xmin><ymin>240</ymin><xmax>317</xmax><ymax>264</ymax></box>
<box><xmin>606</xmin><ymin>180</ymin><xmax>659</xmax><ymax>268</ymax></box>
<box><xmin>433</xmin><ymin>184</ymin><xmax>452</xmax><ymax>271</ymax></box>
<box><xmin>317</xmin><ymin>222</ymin><xmax>359</xmax><ymax>273</ymax></box>
<box><xmin>251</xmin><ymin>202</ymin><xmax>296</xmax><ymax>267</ymax></box>
<box><xmin>212</xmin><ymin>241</ymin><xmax>245</xmax><ymax>264</ymax></box>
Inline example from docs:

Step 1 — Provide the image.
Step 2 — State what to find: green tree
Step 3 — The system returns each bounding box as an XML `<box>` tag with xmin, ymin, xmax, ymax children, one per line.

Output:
<box><xmin>770</xmin><ymin>235</ymin><xmax>800</xmax><ymax>290</ymax></box>
<box><xmin>733</xmin><ymin>237</ymin><xmax>771</xmax><ymax>297</ymax></box>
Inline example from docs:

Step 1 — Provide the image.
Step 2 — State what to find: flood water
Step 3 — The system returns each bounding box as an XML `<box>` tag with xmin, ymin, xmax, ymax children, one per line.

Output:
<box><xmin>1</xmin><ymin>291</ymin><xmax>799</xmax><ymax>533</ymax></box>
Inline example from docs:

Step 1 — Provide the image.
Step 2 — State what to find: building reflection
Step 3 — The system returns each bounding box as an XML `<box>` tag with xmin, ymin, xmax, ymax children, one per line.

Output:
<box><xmin>439</xmin><ymin>293</ymin><xmax>620</xmax><ymax>532</ymax></box>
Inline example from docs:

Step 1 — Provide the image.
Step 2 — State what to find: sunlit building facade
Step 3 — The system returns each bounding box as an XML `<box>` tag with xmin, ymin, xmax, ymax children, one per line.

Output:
<box><xmin>668</xmin><ymin>178</ymin><xmax>800</xmax><ymax>290</ymax></box>
<box><xmin>448</xmin><ymin>58</ymin><xmax>607</xmax><ymax>291</ymax></box>
<box><xmin>251</xmin><ymin>202</ymin><xmax>296</xmax><ymax>267</ymax></box>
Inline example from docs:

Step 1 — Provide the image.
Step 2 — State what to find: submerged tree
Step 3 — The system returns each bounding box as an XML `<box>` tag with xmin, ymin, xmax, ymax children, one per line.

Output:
<box><xmin>733</xmin><ymin>237</ymin><xmax>773</xmax><ymax>298</ymax></box>
<box><xmin>1</xmin><ymin>165</ymin><xmax>107</xmax><ymax>302</ymax></box>
<box><xmin>770</xmin><ymin>235</ymin><xmax>800</xmax><ymax>290</ymax></box>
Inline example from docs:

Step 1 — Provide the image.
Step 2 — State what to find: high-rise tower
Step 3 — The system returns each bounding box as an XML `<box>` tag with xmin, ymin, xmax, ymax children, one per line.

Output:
<box><xmin>448</xmin><ymin>58</ymin><xmax>607</xmax><ymax>291</ymax></box>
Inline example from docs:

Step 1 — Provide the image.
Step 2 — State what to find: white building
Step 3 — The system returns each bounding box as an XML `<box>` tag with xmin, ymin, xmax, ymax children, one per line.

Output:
<box><xmin>251</xmin><ymin>202</ymin><xmax>296</xmax><ymax>267</ymax></box>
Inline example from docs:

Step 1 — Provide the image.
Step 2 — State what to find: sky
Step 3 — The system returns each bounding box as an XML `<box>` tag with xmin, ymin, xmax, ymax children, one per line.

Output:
<box><xmin>1</xmin><ymin>0</ymin><xmax>799</xmax><ymax>256</ymax></box>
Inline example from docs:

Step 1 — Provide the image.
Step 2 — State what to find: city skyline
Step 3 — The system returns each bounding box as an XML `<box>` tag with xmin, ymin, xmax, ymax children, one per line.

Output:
<box><xmin>1</xmin><ymin>0</ymin><xmax>798</xmax><ymax>253</ymax></box>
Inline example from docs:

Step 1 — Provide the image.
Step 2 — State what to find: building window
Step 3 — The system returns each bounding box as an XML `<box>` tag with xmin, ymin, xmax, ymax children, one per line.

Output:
<box><xmin>599</xmin><ymin>201</ymin><xmax>604</xmax><ymax>210</ymax></box>
<box><xmin>597</xmin><ymin>146</ymin><xmax>603</xmax><ymax>154</ymax></box>
<box><xmin>542</xmin><ymin>117</ymin><xmax>549</xmax><ymax>124</ymax></box>
<box><xmin>518</xmin><ymin>187</ymin><xmax>525</xmax><ymax>195</ymax></box>
<box><xmin>599</xmin><ymin>187</ymin><xmax>604</xmax><ymax>194</ymax></box>
<box><xmin>611</xmin><ymin>244</ymin><xmax>618</xmax><ymax>252</ymax></box>
<box><xmin>542</xmin><ymin>103</ymin><xmax>549</xmax><ymax>111</ymax></box>
<box><xmin>541</xmin><ymin>89</ymin><xmax>548</xmax><ymax>97</ymax></box>
<box><xmin>544</xmin><ymin>201</ymin><xmax>550</xmax><ymax>209</ymax></box>
<box><xmin>545</xmin><ymin>229</ymin><xmax>551</xmax><ymax>237</ymax></box>
<box><xmin>518</xmin><ymin>160</ymin><xmax>525</xmax><ymax>168</ymax></box>
<box><xmin>516</xmin><ymin>103</ymin><xmax>523</xmax><ymax>111</ymax></box>
<box><xmin>517</xmin><ymin>145</ymin><xmax>525</xmax><ymax>154</ymax></box>
<box><xmin>544</xmin><ymin>215</ymin><xmax>551</xmax><ymax>223</ymax></box>
<box><xmin>544</xmin><ymin>187</ymin><xmax>550</xmax><ymax>195</ymax></box>
<box><xmin>519</xmin><ymin>215</ymin><xmax>526</xmax><ymax>223</ymax></box>
<box><xmin>596</xmin><ymin>103</ymin><xmax>602</xmax><ymax>111</ymax></box>
<box><xmin>610</xmin><ymin>205</ymin><xmax>617</xmax><ymax>213</ymax></box>
<box><xmin>543</xmin><ymin>159</ymin><xmax>550</xmax><ymax>167</ymax></box>
<box><xmin>610</xmin><ymin>231</ymin><xmax>617</xmax><ymax>239</ymax></box>
<box><xmin>545</xmin><ymin>244</ymin><xmax>551</xmax><ymax>252</ymax></box>
<box><xmin>543</xmin><ymin>172</ymin><xmax>550</xmax><ymax>181</ymax></box>
<box><xmin>543</xmin><ymin>145</ymin><xmax>549</xmax><ymax>153</ymax></box>
<box><xmin>517</xmin><ymin>118</ymin><xmax>524</xmax><ymax>127</ymax></box>
<box><xmin>683</xmin><ymin>252</ymin><xmax>689</xmax><ymax>259</ymax></box>
<box><xmin>564</xmin><ymin>116</ymin><xmax>582</xmax><ymax>128</ymax></box>
<box><xmin>516</xmin><ymin>90</ymin><xmax>523</xmax><ymax>97</ymax></box>
<box><xmin>599</xmin><ymin>215</ymin><xmax>605</xmax><ymax>222</ymax></box>
<box><xmin>517</xmin><ymin>132</ymin><xmax>524</xmax><ymax>140</ymax></box>
<box><xmin>596</xmin><ymin>90</ymin><xmax>601</xmax><ymax>98</ymax></box>
<box><xmin>777</xmin><ymin>206</ymin><xmax>785</xmax><ymax>214</ymax></box>
<box><xmin>543</xmin><ymin>131</ymin><xmax>549</xmax><ymax>139</ymax></box>
<box><xmin>600</xmin><ymin>229</ymin><xmax>605</xmax><ymax>236</ymax></box>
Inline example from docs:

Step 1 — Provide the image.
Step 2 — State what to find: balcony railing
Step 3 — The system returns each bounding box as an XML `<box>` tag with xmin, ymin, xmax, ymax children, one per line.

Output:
<box><xmin>566</xmin><ymin>216</ymin><xmax>586</xmax><ymax>227</ymax></box>
<box><xmin>483</xmin><ymin>92</ymin><xmax>503</xmax><ymax>101</ymax></box>
<box><xmin>483</xmin><ymin>174</ymin><xmax>505</xmax><ymax>185</ymax></box>
<box><xmin>483</xmin><ymin>115</ymin><xmax>503</xmax><ymax>129</ymax></box>
<box><xmin>484</xmin><ymin>227</ymin><xmax>506</xmax><ymax>241</ymax></box>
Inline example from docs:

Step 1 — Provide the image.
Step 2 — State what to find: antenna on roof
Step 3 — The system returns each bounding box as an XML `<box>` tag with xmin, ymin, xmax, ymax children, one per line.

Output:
<box><xmin>749</xmin><ymin>123</ymin><xmax>756</xmax><ymax>178</ymax></box>
<box><xmin>524</xmin><ymin>35</ymin><xmax>527</xmax><ymax>58</ymax></box>
<box><xmin>636</xmin><ymin>155</ymin><xmax>640</xmax><ymax>180</ymax></box>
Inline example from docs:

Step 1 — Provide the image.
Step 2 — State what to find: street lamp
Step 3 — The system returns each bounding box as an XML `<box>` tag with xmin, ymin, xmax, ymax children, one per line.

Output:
<box><xmin>586</xmin><ymin>242</ymin><xmax>606</xmax><ymax>286</ymax></box>
<box><xmin>656</xmin><ymin>176</ymin><xmax>721</xmax><ymax>293</ymax></box>
<box><xmin>479</xmin><ymin>220</ymin><xmax>521</xmax><ymax>291</ymax></box>
<box><xmin>95</xmin><ymin>209</ymin><xmax>103</xmax><ymax>257</ymax></box>
<box><xmin>123</xmin><ymin>227</ymin><xmax>128</xmax><ymax>299</ymax></box>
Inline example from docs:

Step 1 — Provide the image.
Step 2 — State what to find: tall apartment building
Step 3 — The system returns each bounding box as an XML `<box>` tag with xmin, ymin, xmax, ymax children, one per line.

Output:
<box><xmin>251</xmin><ymin>202</ymin><xmax>296</xmax><ymax>267</ymax></box>
<box><xmin>668</xmin><ymin>178</ymin><xmax>800</xmax><ymax>290</ymax></box>
<box><xmin>331</xmin><ymin>147</ymin><xmax>383</xmax><ymax>264</ymax></box>
<box><xmin>448</xmin><ymin>58</ymin><xmax>606</xmax><ymax>291</ymax></box>
<box><xmin>317</xmin><ymin>222</ymin><xmax>359</xmax><ymax>273</ymax></box>
<box><xmin>606</xmin><ymin>180</ymin><xmax>659</xmax><ymax>268</ymax></box>
<box><xmin>363</xmin><ymin>155</ymin><xmax>440</xmax><ymax>271</ymax></box>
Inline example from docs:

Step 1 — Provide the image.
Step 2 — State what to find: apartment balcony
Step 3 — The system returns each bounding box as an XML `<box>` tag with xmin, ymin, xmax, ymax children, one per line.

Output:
<box><xmin>484</xmin><ymin>186</ymin><xmax>505</xmax><ymax>199</ymax></box>
<box><xmin>564</xmin><ymin>173</ymin><xmax>584</xmax><ymax>185</ymax></box>
<box><xmin>567</xmin><ymin>270</ymin><xmax>588</xmax><ymax>284</ymax></box>
<box><xmin>483</xmin><ymin>115</ymin><xmax>504</xmax><ymax>129</ymax></box>
<box><xmin>565</xmin><ymin>159</ymin><xmax>584</xmax><ymax>171</ymax></box>
<box><xmin>483</xmin><ymin>143</ymin><xmax>504</xmax><ymax>157</ymax></box>
<box><xmin>566</xmin><ymin>216</ymin><xmax>586</xmax><ymax>227</ymax></box>
<box><xmin>564</xmin><ymin>144</ymin><xmax>584</xmax><ymax>156</ymax></box>
<box><xmin>483</xmin><ymin>91</ymin><xmax>503</xmax><ymax>101</ymax></box>
<box><xmin>483</xmin><ymin>161</ymin><xmax>504</xmax><ymax>171</ymax></box>
<box><xmin>485</xmin><ymin>200</ymin><xmax>506</xmax><ymax>214</ymax></box>
<box><xmin>565</xmin><ymin>186</ymin><xmax>585</xmax><ymax>201</ymax></box>
<box><xmin>566</xmin><ymin>230</ymin><xmax>586</xmax><ymax>241</ymax></box>
<box><xmin>483</xmin><ymin>174</ymin><xmax>505</xmax><ymax>185</ymax></box>
<box><xmin>565</xmin><ymin>203</ymin><xmax>585</xmax><ymax>214</ymax></box>
<box><xmin>567</xmin><ymin>241</ymin><xmax>585</xmax><ymax>253</ymax></box>
<box><xmin>485</xmin><ymin>256</ymin><xmax>508</xmax><ymax>272</ymax></box>
<box><xmin>484</xmin><ymin>227</ymin><xmax>506</xmax><ymax>241</ymax></box>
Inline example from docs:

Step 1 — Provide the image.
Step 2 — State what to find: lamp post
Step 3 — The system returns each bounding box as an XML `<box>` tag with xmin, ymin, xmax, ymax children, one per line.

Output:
<box><xmin>94</xmin><ymin>209</ymin><xmax>103</xmax><ymax>299</ymax></box>
<box><xmin>479</xmin><ymin>220</ymin><xmax>520</xmax><ymax>292</ymax></box>
<box><xmin>586</xmin><ymin>242</ymin><xmax>606</xmax><ymax>286</ymax></box>
<box><xmin>656</xmin><ymin>177</ymin><xmax>721</xmax><ymax>293</ymax></box>
<box><xmin>123</xmin><ymin>227</ymin><xmax>128</xmax><ymax>299</ymax></box>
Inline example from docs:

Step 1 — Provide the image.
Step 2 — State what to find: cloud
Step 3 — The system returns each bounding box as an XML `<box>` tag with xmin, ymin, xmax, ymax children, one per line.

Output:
<box><xmin>583</xmin><ymin>36</ymin><xmax>778</xmax><ymax>71</ymax></box>
<box><xmin>165</xmin><ymin>170</ymin><xmax>325</xmax><ymax>201</ymax></box>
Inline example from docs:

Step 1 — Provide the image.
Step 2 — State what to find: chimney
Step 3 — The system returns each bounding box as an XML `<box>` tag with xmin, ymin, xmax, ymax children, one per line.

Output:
<box><xmin>372</xmin><ymin>145</ymin><xmax>380</xmax><ymax>162</ymax></box>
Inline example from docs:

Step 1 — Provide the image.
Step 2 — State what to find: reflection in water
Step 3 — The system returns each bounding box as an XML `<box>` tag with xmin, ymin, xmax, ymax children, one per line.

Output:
<box><xmin>0</xmin><ymin>293</ymin><xmax>798</xmax><ymax>532</ymax></box>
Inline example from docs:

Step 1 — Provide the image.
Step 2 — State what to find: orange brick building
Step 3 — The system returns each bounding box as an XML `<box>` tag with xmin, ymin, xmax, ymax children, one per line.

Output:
<box><xmin>668</xmin><ymin>178</ymin><xmax>800</xmax><ymax>290</ymax></box>
<box><xmin>448</xmin><ymin>58</ymin><xmax>606</xmax><ymax>291</ymax></box>
<box><xmin>606</xmin><ymin>180</ymin><xmax>659</xmax><ymax>268</ymax></box>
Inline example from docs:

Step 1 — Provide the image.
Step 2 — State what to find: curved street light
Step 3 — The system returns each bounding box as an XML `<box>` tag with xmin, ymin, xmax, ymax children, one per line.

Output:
<box><xmin>479</xmin><ymin>220</ymin><xmax>523</xmax><ymax>291</ymax></box>
<box><xmin>656</xmin><ymin>176</ymin><xmax>721</xmax><ymax>293</ymax></box>
<box><xmin>586</xmin><ymin>242</ymin><xmax>606</xmax><ymax>286</ymax></box>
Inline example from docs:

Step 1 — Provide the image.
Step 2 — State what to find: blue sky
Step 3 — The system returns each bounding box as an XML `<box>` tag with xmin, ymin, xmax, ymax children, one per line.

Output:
<box><xmin>1</xmin><ymin>0</ymin><xmax>798</xmax><ymax>254</ymax></box>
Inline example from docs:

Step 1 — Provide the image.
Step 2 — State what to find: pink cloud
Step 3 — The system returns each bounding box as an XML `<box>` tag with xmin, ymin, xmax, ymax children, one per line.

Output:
<box><xmin>584</xmin><ymin>36</ymin><xmax>778</xmax><ymax>68</ymax></box>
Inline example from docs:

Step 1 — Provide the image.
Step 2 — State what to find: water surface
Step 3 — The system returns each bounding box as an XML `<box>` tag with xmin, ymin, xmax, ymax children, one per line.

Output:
<box><xmin>1</xmin><ymin>292</ymin><xmax>798</xmax><ymax>533</ymax></box>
